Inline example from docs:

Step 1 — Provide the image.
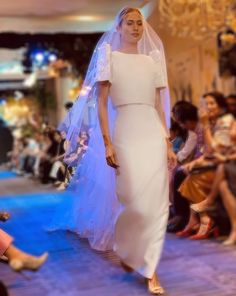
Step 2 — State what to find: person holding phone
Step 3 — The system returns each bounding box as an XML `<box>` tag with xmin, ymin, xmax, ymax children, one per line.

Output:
<box><xmin>177</xmin><ymin>92</ymin><xmax>228</xmax><ymax>240</ymax></box>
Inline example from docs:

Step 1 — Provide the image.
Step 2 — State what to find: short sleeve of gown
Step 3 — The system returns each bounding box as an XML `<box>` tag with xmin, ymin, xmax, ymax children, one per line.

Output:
<box><xmin>94</xmin><ymin>43</ymin><xmax>112</xmax><ymax>83</ymax></box>
<box><xmin>149</xmin><ymin>50</ymin><xmax>168</xmax><ymax>89</ymax></box>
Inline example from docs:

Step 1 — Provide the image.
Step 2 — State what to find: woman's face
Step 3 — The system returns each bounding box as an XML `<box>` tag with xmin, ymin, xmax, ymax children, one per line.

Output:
<box><xmin>80</xmin><ymin>132</ymin><xmax>88</xmax><ymax>140</ymax></box>
<box><xmin>60</xmin><ymin>131</ymin><xmax>66</xmax><ymax>139</ymax></box>
<box><xmin>118</xmin><ymin>11</ymin><xmax>144</xmax><ymax>44</ymax></box>
<box><xmin>205</xmin><ymin>95</ymin><xmax>221</xmax><ymax>119</ymax></box>
<box><xmin>54</xmin><ymin>132</ymin><xmax>61</xmax><ymax>142</ymax></box>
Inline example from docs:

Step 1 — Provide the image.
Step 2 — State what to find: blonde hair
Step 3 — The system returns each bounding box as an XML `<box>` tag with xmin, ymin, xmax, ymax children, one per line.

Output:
<box><xmin>117</xmin><ymin>7</ymin><xmax>142</xmax><ymax>26</ymax></box>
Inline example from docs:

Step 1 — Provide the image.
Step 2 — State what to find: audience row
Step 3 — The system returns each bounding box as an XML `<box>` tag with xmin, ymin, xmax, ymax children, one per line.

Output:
<box><xmin>168</xmin><ymin>93</ymin><xmax>236</xmax><ymax>246</ymax></box>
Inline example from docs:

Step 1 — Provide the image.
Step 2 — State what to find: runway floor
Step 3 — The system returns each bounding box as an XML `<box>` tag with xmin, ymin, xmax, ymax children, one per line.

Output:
<box><xmin>0</xmin><ymin>171</ymin><xmax>236</xmax><ymax>296</ymax></box>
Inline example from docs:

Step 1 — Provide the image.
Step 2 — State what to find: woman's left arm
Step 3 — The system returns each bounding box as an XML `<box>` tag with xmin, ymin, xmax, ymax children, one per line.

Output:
<box><xmin>155</xmin><ymin>89</ymin><xmax>177</xmax><ymax>168</ymax></box>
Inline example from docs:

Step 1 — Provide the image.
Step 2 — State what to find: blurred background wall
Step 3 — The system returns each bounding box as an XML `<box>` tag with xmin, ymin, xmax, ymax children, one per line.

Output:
<box><xmin>0</xmin><ymin>0</ymin><xmax>235</xmax><ymax>129</ymax></box>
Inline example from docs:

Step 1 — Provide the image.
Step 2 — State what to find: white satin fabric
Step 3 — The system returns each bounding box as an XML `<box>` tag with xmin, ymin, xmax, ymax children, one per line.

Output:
<box><xmin>51</xmin><ymin>9</ymin><xmax>170</xmax><ymax>279</ymax></box>
<box><xmin>97</xmin><ymin>50</ymin><xmax>169</xmax><ymax>278</ymax></box>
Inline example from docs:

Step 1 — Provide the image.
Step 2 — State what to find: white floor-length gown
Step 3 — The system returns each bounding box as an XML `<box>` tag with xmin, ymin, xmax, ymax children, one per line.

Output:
<box><xmin>97</xmin><ymin>49</ymin><xmax>169</xmax><ymax>279</ymax></box>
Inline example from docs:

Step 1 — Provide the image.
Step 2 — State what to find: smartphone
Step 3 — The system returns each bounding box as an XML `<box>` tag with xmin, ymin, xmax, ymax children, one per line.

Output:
<box><xmin>199</xmin><ymin>96</ymin><xmax>207</xmax><ymax>112</ymax></box>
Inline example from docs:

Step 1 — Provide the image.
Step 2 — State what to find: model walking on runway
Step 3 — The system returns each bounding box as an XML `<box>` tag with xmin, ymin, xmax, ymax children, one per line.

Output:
<box><xmin>53</xmin><ymin>7</ymin><xmax>176</xmax><ymax>295</ymax></box>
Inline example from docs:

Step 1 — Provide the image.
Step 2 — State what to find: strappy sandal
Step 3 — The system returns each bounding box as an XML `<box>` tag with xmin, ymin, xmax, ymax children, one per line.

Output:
<box><xmin>147</xmin><ymin>275</ymin><xmax>165</xmax><ymax>295</ymax></box>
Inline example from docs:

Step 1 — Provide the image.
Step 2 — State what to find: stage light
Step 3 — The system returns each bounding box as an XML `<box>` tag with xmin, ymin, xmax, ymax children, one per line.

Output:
<box><xmin>0</xmin><ymin>99</ymin><xmax>6</xmax><ymax>106</ymax></box>
<box><xmin>30</xmin><ymin>49</ymin><xmax>46</xmax><ymax>67</ymax></box>
<box><xmin>35</xmin><ymin>52</ymin><xmax>44</xmax><ymax>63</ymax></box>
<box><xmin>27</xmin><ymin>47</ymin><xmax>59</xmax><ymax>69</ymax></box>
<box><xmin>48</xmin><ymin>53</ymin><xmax>57</xmax><ymax>62</ymax></box>
<box><xmin>66</xmin><ymin>15</ymin><xmax>102</xmax><ymax>22</ymax></box>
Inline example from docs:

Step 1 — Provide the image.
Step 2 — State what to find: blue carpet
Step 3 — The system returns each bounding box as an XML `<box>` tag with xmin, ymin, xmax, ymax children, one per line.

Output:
<box><xmin>0</xmin><ymin>178</ymin><xmax>236</xmax><ymax>296</ymax></box>
<box><xmin>0</xmin><ymin>191</ymin><xmax>72</xmax><ymax>209</ymax></box>
<box><xmin>0</xmin><ymin>171</ymin><xmax>17</xmax><ymax>179</ymax></box>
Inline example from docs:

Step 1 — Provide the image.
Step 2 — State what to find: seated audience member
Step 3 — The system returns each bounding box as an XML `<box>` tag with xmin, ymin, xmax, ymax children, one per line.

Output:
<box><xmin>169</xmin><ymin>118</ymin><xmax>197</xmax><ymax>207</ymax></box>
<box><xmin>0</xmin><ymin>228</ymin><xmax>48</xmax><ymax>271</ymax></box>
<box><xmin>23</xmin><ymin>135</ymin><xmax>40</xmax><ymax>175</ymax></box>
<box><xmin>14</xmin><ymin>137</ymin><xmax>29</xmax><ymax>174</ymax></box>
<box><xmin>40</xmin><ymin>130</ymin><xmax>63</xmax><ymax>184</ymax></box>
<box><xmin>168</xmin><ymin>101</ymin><xmax>203</xmax><ymax>232</ymax></box>
<box><xmin>191</xmin><ymin>120</ymin><xmax>236</xmax><ymax>245</ymax></box>
<box><xmin>177</xmin><ymin>92</ymin><xmax>230</xmax><ymax>240</ymax></box>
<box><xmin>49</xmin><ymin>131</ymin><xmax>66</xmax><ymax>180</ymax></box>
<box><xmin>170</xmin><ymin>119</ymin><xmax>185</xmax><ymax>154</ymax></box>
<box><xmin>0</xmin><ymin>210</ymin><xmax>47</xmax><ymax>271</ymax></box>
<box><xmin>33</xmin><ymin>132</ymin><xmax>51</xmax><ymax>177</ymax></box>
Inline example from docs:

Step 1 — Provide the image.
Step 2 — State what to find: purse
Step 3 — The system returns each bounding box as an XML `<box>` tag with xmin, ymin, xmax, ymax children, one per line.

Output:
<box><xmin>190</xmin><ymin>163</ymin><xmax>217</xmax><ymax>175</ymax></box>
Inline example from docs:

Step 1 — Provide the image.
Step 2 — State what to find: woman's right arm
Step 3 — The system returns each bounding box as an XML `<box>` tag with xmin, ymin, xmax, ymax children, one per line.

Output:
<box><xmin>97</xmin><ymin>81</ymin><xmax>119</xmax><ymax>169</ymax></box>
<box><xmin>177</xmin><ymin>130</ymin><xmax>197</xmax><ymax>163</ymax></box>
<box><xmin>198</xmin><ymin>110</ymin><xmax>214</xmax><ymax>152</ymax></box>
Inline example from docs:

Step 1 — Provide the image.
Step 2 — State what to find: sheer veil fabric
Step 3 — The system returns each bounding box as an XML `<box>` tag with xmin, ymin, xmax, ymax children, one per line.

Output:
<box><xmin>50</xmin><ymin>8</ymin><xmax>170</xmax><ymax>252</ymax></box>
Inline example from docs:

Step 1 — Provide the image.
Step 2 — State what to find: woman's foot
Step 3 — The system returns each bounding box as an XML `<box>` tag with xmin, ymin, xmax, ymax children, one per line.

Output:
<box><xmin>189</xmin><ymin>219</ymin><xmax>219</xmax><ymax>240</ymax></box>
<box><xmin>167</xmin><ymin>216</ymin><xmax>186</xmax><ymax>233</ymax></box>
<box><xmin>0</xmin><ymin>255</ymin><xmax>8</xmax><ymax>262</ymax></box>
<box><xmin>176</xmin><ymin>223</ymin><xmax>200</xmax><ymax>238</ymax></box>
<box><xmin>190</xmin><ymin>200</ymin><xmax>216</xmax><ymax>213</ymax></box>
<box><xmin>9</xmin><ymin>252</ymin><xmax>48</xmax><ymax>272</ymax></box>
<box><xmin>222</xmin><ymin>232</ymin><xmax>236</xmax><ymax>246</ymax></box>
<box><xmin>147</xmin><ymin>273</ymin><xmax>165</xmax><ymax>295</ymax></box>
<box><xmin>56</xmin><ymin>182</ymin><xmax>67</xmax><ymax>191</ymax></box>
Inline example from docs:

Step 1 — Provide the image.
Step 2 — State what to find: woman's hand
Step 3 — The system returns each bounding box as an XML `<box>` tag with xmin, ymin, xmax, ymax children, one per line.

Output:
<box><xmin>105</xmin><ymin>144</ymin><xmax>119</xmax><ymax>169</ymax></box>
<box><xmin>166</xmin><ymin>138</ymin><xmax>177</xmax><ymax>169</ymax></box>
<box><xmin>181</xmin><ymin>156</ymin><xmax>205</xmax><ymax>174</ymax></box>
<box><xmin>181</xmin><ymin>161</ymin><xmax>196</xmax><ymax>174</ymax></box>
<box><xmin>213</xmin><ymin>152</ymin><xmax>227</xmax><ymax>163</ymax></box>
<box><xmin>198</xmin><ymin>109</ymin><xmax>209</xmax><ymax>126</ymax></box>
<box><xmin>167</xmin><ymin>148</ymin><xmax>177</xmax><ymax>169</ymax></box>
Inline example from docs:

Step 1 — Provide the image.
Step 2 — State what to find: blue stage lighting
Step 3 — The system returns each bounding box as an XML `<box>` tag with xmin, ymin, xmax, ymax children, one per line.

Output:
<box><xmin>35</xmin><ymin>52</ymin><xmax>44</xmax><ymax>63</ymax></box>
<box><xmin>30</xmin><ymin>49</ymin><xmax>46</xmax><ymax>67</ymax></box>
<box><xmin>29</xmin><ymin>48</ymin><xmax>58</xmax><ymax>68</ymax></box>
<box><xmin>48</xmin><ymin>53</ymin><xmax>57</xmax><ymax>62</ymax></box>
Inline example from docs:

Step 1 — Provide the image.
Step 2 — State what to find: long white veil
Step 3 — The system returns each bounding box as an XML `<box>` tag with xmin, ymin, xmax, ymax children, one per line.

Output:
<box><xmin>50</xmin><ymin>7</ymin><xmax>170</xmax><ymax>251</ymax></box>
